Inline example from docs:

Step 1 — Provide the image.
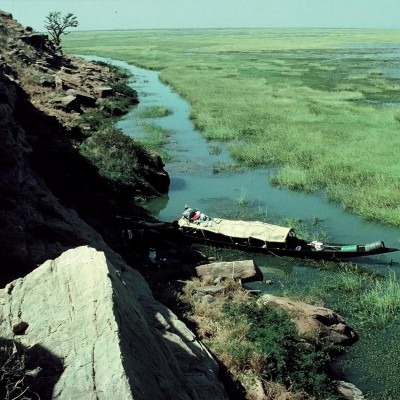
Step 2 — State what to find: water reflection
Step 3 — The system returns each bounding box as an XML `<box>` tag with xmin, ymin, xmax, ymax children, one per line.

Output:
<box><xmin>169</xmin><ymin>177</ymin><xmax>187</xmax><ymax>191</ymax></box>
<box><xmin>147</xmin><ymin>194</ymin><xmax>170</xmax><ymax>215</ymax></box>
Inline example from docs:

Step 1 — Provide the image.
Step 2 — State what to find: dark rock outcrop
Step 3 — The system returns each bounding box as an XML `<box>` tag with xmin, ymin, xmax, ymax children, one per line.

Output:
<box><xmin>0</xmin><ymin>11</ymin><xmax>169</xmax><ymax>284</ymax></box>
<box><xmin>19</xmin><ymin>33</ymin><xmax>48</xmax><ymax>49</ymax></box>
<box><xmin>0</xmin><ymin>70</ymin><xmax>118</xmax><ymax>283</ymax></box>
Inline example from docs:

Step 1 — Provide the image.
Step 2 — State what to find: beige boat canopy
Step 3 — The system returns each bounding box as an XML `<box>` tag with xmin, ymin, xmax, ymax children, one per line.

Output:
<box><xmin>178</xmin><ymin>217</ymin><xmax>293</xmax><ymax>243</ymax></box>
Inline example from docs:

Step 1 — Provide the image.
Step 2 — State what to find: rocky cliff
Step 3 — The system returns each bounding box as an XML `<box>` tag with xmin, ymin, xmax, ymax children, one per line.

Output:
<box><xmin>0</xmin><ymin>10</ymin><xmax>228</xmax><ymax>399</ymax></box>
<box><xmin>0</xmin><ymin>10</ymin><xmax>169</xmax><ymax>284</ymax></box>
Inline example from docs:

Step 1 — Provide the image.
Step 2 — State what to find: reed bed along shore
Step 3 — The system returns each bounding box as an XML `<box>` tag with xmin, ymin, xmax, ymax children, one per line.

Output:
<box><xmin>65</xmin><ymin>29</ymin><xmax>400</xmax><ymax>226</ymax></box>
<box><xmin>251</xmin><ymin>260</ymin><xmax>400</xmax><ymax>398</ymax></box>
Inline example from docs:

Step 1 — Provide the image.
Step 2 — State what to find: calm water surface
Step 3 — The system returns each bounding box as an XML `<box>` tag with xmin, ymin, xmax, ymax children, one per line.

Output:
<box><xmin>82</xmin><ymin>55</ymin><xmax>400</xmax><ymax>398</ymax></box>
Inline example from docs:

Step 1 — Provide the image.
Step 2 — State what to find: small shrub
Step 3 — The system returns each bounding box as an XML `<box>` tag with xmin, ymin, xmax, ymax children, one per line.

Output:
<box><xmin>79</xmin><ymin>126</ymin><xmax>157</xmax><ymax>195</ymax></box>
<box><xmin>219</xmin><ymin>302</ymin><xmax>337</xmax><ymax>398</ymax></box>
<box><xmin>111</xmin><ymin>82</ymin><xmax>138</xmax><ymax>102</ymax></box>
<box><xmin>0</xmin><ymin>25</ymin><xmax>8</xmax><ymax>48</ymax></box>
<box><xmin>0</xmin><ymin>25</ymin><xmax>8</xmax><ymax>35</ymax></box>
<box><xmin>77</xmin><ymin>109</ymin><xmax>108</xmax><ymax>132</ymax></box>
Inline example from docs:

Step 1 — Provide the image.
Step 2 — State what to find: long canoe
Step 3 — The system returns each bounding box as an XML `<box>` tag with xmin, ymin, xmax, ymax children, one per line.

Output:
<box><xmin>177</xmin><ymin>216</ymin><xmax>399</xmax><ymax>260</ymax></box>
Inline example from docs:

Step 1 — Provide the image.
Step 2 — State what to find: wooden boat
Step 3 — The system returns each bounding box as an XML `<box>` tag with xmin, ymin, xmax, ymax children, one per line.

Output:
<box><xmin>177</xmin><ymin>215</ymin><xmax>399</xmax><ymax>260</ymax></box>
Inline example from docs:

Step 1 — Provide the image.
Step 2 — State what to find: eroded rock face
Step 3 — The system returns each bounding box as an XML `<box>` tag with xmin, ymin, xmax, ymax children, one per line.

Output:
<box><xmin>0</xmin><ymin>25</ymin><xmax>167</xmax><ymax>283</ymax></box>
<box><xmin>0</xmin><ymin>63</ymin><xmax>221</xmax><ymax>397</ymax></box>
<box><xmin>0</xmin><ymin>246</ymin><xmax>228</xmax><ymax>400</ymax></box>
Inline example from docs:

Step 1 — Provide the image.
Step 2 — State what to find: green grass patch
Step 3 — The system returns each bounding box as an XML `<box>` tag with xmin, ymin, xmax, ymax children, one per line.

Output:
<box><xmin>359</xmin><ymin>271</ymin><xmax>400</xmax><ymax>323</ymax></box>
<box><xmin>211</xmin><ymin>162</ymin><xmax>245</xmax><ymax>174</ymax></box>
<box><xmin>270</xmin><ymin>166</ymin><xmax>317</xmax><ymax>192</ymax></box>
<box><xmin>135</xmin><ymin>105</ymin><xmax>172</xmax><ymax>118</ymax></box>
<box><xmin>302</xmin><ymin>269</ymin><xmax>400</xmax><ymax>397</ymax></box>
<box><xmin>233</xmin><ymin>187</ymin><xmax>248</xmax><ymax>205</ymax></box>
<box><xmin>296</xmin><ymin>268</ymin><xmax>400</xmax><ymax>327</ymax></box>
<box><xmin>137</xmin><ymin>123</ymin><xmax>173</xmax><ymax>162</ymax></box>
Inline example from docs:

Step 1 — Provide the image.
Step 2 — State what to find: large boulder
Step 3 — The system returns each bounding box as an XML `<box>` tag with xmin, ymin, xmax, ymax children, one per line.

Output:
<box><xmin>0</xmin><ymin>246</ymin><xmax>228</xmax><ymax>400</ymax></box>
<box><xmin>260</xmin><ymin>294</ymin><xmax>358</xmax><ymax>346</ymax></box>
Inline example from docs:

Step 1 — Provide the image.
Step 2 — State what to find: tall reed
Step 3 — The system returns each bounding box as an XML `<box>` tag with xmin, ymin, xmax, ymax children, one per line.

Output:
<box><xmin>359</xmin><ymin>271</ymin><xmax>400</xmax><ymax>322</ymax></box>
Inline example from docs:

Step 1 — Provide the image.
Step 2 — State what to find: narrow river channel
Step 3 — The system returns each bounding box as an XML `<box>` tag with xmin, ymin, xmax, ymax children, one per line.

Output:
<box><xmin>82</xmin><ymin>55</ymin><xmax>400</xmax><ymax>398</ymax></box>
<box><xmin>110</xmin><ymin>57</ymin><xmax>400</xmax><ymax>262</ymax></box>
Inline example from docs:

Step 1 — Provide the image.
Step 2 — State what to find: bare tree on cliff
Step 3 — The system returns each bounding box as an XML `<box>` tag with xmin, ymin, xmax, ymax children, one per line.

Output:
<box><xmin>44</xmin><ymin>11</ymin><xmax>78</xmax><ymax>50</ymax></box>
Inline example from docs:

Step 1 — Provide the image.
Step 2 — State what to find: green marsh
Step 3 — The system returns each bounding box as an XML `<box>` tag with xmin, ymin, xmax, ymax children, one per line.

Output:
<box><xmin>270</xmin><ymin>266</ymin><xmax>400</xmax><ymax>398</ymax></box>
<box><xmin>65</xmin><ymin>28</ymin><xmax>400</xmax><ymax>226</ymax></box>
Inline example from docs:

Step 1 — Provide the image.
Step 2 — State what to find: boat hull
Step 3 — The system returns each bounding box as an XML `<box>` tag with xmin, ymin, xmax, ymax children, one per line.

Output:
<box><xmin>178</xmin><ymin>225</ymin><xmax>398</xmax><ymax>261</ymax></box>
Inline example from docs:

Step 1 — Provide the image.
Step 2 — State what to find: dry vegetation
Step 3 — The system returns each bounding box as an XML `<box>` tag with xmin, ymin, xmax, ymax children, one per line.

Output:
<box><xmin>0</xmin><ymin>341</ymin><xmax>36</xmax><ymax>400</ymax></box>
<box><xmin>177</xmin><ymin>278</ymin><xmax>324</xmax><ymax>400</ymax></box>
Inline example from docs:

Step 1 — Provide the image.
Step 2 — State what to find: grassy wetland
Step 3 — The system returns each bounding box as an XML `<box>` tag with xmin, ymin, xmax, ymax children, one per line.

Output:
<box><xmin>65</xmin><ymin>28</ymin><xmax>400</xmax><ymax>226</ymax></box>
<box><xmin>265</xmin><ymin>264</ymin><xmax>400</xmax><ymax>399</ymax></box>
<box><xmin>64</xmin><ymin>29</ymin><xmax>400</xmax><ymax>398</ymax></box>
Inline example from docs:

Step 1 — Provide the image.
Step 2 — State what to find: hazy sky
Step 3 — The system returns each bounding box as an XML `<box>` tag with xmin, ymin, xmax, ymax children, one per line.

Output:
<box><xmin>2</xmin><ymin>0</ymin><xmax>400</xmax><ymax>31</ymax></box>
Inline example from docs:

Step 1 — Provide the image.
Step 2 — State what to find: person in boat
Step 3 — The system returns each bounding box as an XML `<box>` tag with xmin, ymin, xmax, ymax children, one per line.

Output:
<box><xmin>182</xmin><ymin>205</ymin><xmax>195</xmax><ymax>219</ymax></box>
<box><xmin>182</xmin><ymin>205</ymin><xmax>210</xmax><ymax>223</ymax></box>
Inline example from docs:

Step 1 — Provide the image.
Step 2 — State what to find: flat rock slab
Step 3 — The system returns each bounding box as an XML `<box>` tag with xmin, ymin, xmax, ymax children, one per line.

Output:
<box><xmin>195</xmin><ymin>260</ymin><xmax>263</xmax><ymax>282</ymax></box>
